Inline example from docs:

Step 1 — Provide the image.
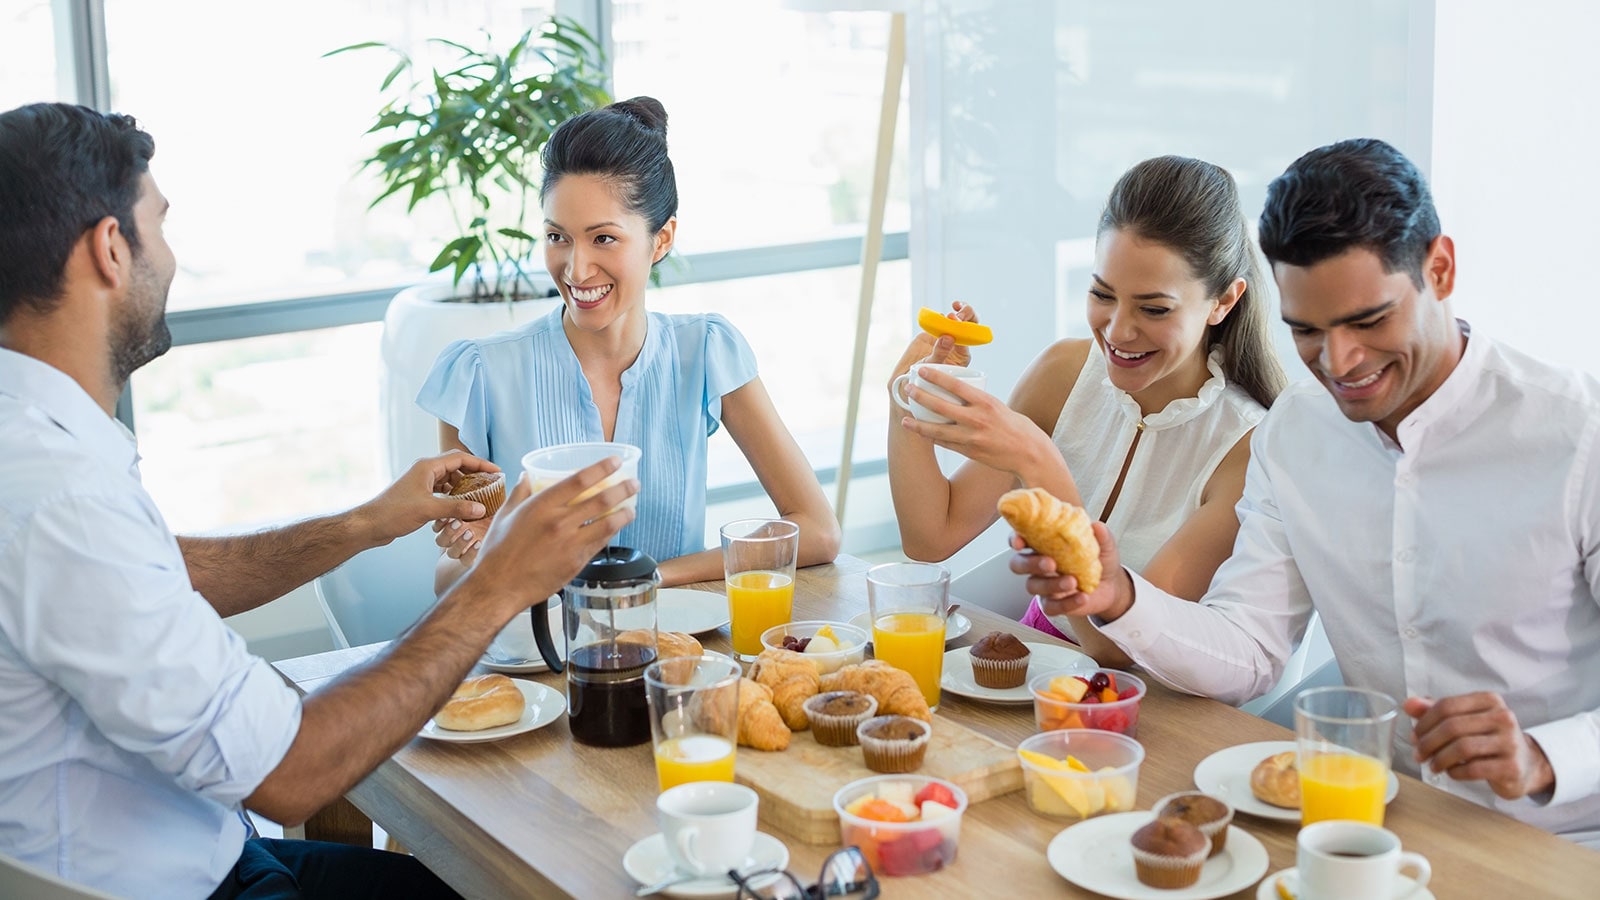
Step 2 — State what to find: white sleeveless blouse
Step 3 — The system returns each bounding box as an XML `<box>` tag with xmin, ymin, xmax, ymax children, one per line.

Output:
<box><xmin>1051</xmin><ymin>344</ymin><xmax>1266</xmax><ymax>572</ymax></box>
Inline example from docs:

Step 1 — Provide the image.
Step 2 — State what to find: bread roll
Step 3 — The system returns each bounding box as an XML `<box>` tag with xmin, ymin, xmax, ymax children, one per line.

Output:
<box><xmin>1249</xmin><ymin>750</ymin><xmax>1301</xmax><ymax>809</ymax></box>
<box><xmin>435</xmin><ymin>673</ymin><xmax>524</xmax><ymax>731</ymax></box>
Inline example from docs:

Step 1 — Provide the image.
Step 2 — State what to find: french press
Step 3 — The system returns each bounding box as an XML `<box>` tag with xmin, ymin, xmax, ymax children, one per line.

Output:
<box><xmin>560</xmin><ymin>546</ymin><xmax>661</xmax><ymax>747</ymax></box>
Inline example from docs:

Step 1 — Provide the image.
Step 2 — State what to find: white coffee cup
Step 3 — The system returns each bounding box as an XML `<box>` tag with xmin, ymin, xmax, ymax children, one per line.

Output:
<box><xmin>891</xmin><ymin>364</ymin><xmax>988</xmax><ymax>424</ymax></box>
<box><xmin>656</xmin><ymin>782</ymin><xmax>758</xmax><ymax>877</ymax></box>
<box><xmin>1296</xmin><ymin>820</ymin><xmax>1430</xmax><ymax>900</ymax></box>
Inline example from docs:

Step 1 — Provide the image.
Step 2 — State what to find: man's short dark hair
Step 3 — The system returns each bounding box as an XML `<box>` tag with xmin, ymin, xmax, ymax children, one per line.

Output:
<box><xmin>0</xmin><ymin>103</ymin><xmax>155</xmax><ymax>322</ymax></box>
<box><xmin>1258</xmin><ymin>138</ymin><xmax>1440</xmax><ymax>288</ymax></box>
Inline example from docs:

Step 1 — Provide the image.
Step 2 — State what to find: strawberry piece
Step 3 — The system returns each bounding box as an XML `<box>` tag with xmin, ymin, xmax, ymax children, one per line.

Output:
<box><xmin>876</xmin><ymin>834</ymin><xmax>925</xmax><ymax>876</ymax></box>
<box><xmin>914</xmin><ymin>782</ymin><xmax>958</xmax><ymax>810</ymax></box>
<box><xmin>1117</xmin><ymin>685</ymin><xmax>1139</xmax><ymax>701</ymax></box>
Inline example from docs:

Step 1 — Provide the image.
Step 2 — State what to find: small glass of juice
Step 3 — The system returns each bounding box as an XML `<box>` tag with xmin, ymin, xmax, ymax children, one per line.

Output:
<box><xmin>1294</xmin><ymin>686</ymin><xmax>1399</xmax><ymax>826</ymax></box>
<box><xmin>720</xmin><ymin>519</ymin><xmax>800</xmax><ymax>661</ymax></box>
<box><xmin>866</xmin><ymin>562</ymin><xmax>950</xmax><ymax>711</ymax></box>
<box><xmin>645</xmin><ymin>652</ymin><xmax>742</xmax><ymax>792</ymax></box>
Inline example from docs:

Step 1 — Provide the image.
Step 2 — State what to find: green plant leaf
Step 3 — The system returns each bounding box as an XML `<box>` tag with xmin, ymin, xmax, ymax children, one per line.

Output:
<box><xmin>498</xmin><ymin>228</ymin><xmax>535</xmax><ymax>241</ymax></box>
<box><xmin>323</xmin><ymin>41</ymin><xmax>387</xmax><ymax>58</ymax></box>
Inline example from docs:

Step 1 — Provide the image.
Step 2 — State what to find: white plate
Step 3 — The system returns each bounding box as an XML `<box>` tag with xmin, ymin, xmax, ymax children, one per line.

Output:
<box><xmin>480</xmin><ymin>603</ymin><xmax>565</xmax><ymax>674</ymax></box>
<box><xmin>622</xmin><ymin>831</ymin><xmax>789</xmax><ymax>899</ymax></box>
<box><xmin>1047</xmin><ymin>812</ymin><xmax>1269</xmax><ymax>900</ymax></box>
<box><xmin>419</xmin><ymin>679</ymin><xmax>564</xmax><ymax>743</ymax></box>
<box><xmin>1193</xmin><ymin>741</ymin><xmax>1401</xmax><ymax>822</ymax></box>
<box><xmin>940</xmin><ymin>642</ymin><xmax>1095</xmax><ymax>703</ymax></box>
<box><xmin>657</xmin><ymin>588</ymin><xmax>732</xmax><ymax>635</ymax></box>
<box><xmin>1258</xmin><ymin>866</ymin><xmax>1435</xmax><ymax>900</ymax></box>
<box><xmin>848</xmin><ymin>610</ymin><xmax>972</xmax><ymax>644</ymax></box>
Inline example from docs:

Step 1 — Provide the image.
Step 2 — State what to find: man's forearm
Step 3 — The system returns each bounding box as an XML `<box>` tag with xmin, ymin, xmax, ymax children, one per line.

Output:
<box><xmin>181</xmin><ymin>508</ymin><xmax>382</xmax><ymax>617</ymax></box>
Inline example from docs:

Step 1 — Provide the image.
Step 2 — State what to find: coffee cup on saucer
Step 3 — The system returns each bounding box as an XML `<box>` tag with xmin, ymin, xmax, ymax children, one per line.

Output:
<box><xmin>1296</xmin><ymin>820</ymin><xmax>1430</xmax><ymax>899</ymax></box>
<box><xmin>656</xmin><ymin>782</ymin><xmax>759</xmax><ymax>877</ymax></box>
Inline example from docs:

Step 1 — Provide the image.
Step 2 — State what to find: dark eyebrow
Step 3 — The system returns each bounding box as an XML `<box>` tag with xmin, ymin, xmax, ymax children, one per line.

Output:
<box><xmin>543</xmin><ymin>219</ymin><xmax>621</xmax><ymax>233</ymax></box>
<box><xmin>1091</xmin><ymin>273</ymin><xmax>1176</xmax><ymax>301</ymax></box>
<box><xmin>1282</xmin><ymin>300</ymin><xmax>1398</xmax><ymax>330</ymax></box>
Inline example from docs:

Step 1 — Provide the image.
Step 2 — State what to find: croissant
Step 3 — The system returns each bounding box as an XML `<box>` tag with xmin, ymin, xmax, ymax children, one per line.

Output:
<box><xmin>819</xmin><ymin>660</ymin><xmax>931</xmax><ymax>722</ymax></box>
<box><xmin>615</xmin><ymin>630</ymin><xmax>703</xmax><ymax>660</ymax></box>
<box><xmin>997</xmin><ymin>487</ymin><xmax>1101</xmax><ymax>593</ymax></box>
<box><xmin>750</xmin><ymin>648</ymin><xmax>821</xmax><ymax>730</ymax></box>
<box><xmin>736</xmin><ymin>678</ymin><xmax>790</xmax><ymax>751</ymax></box>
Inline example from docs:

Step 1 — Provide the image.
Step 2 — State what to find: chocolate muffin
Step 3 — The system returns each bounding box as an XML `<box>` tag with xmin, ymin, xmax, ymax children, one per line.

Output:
<box><xmin>1155</xmin><ymin>791</ymin><xmax>1234</xmax><ymax>857</ymax></box>
<box><xmin>1129</xmin><ymin>816</ymin><xmax>1209</xmax><ymax>889</ymax></box>
<box><xmin>803</xmin><ymin>691</ymin><xmax>878</xmax><ymax>747</ymax></box>
<box><xmin>857</xmin><ymin>715</ymin><xmax>931</xmax><ymax>773</ymax></box>
<box><xmin>968</xmin><ymin>631</ymin><xmax>1031</xmax><ymax>688</ymax></box>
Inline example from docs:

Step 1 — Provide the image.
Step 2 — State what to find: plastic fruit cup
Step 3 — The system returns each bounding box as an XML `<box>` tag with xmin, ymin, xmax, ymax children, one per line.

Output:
<box><xmin>833</xmin><ymin>774</ymin><xmax>968</xmax><ymax>877</ymax></box>
<box><xmin>1030</xmin><ymin>668</ymin><xmax>1146</xmax><ymax>736</ymax></box>
<box><xmin>1017</xmin><ymin>729</ymin><xmax>1144</xmax><ymax>820</ymax></box>
<box><xmin>759</xmin><ymin>620</ymin><xmax>868</xmax><ymax>674</ymax></box>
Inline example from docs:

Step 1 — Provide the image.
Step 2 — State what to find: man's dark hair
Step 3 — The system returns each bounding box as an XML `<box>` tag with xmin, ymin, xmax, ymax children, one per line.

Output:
<box><xmin>1258</xmin><ymin>138</ymin><xmax>1440</xmax><ymax>288</ymax></box>
<box><xmin>0</xmin><ymin>103</ymin><xmax>155</xmax><ymax>322</ymax></box>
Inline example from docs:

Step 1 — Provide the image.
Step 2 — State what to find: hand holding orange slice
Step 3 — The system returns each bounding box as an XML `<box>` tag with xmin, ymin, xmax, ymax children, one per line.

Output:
<box><xmin>917</xmin><ymin>307</ymin><xmax>993</xmax><ymax>346</ymax></box>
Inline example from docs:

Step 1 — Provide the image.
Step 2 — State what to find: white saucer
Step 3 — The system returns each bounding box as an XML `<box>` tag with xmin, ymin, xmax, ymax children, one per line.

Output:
<box><xmin>419</xmin><ymin>679</ymin><xmax>564</xmax><ymax>743</ymax></box>
<box><xmin>623</xmin><ymin>831</ymin><xmax>789</xmax><ymax>898</ymax></box>
<box><xmin>849</xmin><ymin>609</ymin><xmax>972</xmax><ymax>644</ymax></box>
<box><xmin>1258</xmin><ymin>866</ymin><xmax>1435</xmax><ymax>900</ymax></box>
<box><xmin>1047</xmin><ymin>812</ymin><xmax>1269</xmax><ymax>900</ymax></box>
<box><xmin>1193</xmin><ymin>741</ymin><xmax>1400</xmax><ymax>822</ymax></box>
<box><xmin>657</xmin><ymin>588</ymin><xmax>732</xmax><ymax>635</ymax></box>
<box><xmin>940</xmin><ymin>642</ymin><xmax>1095</xmax><ymax>703</ymax></box>
<box><xmin>480</xmin><ymin>602</ymin><xmax>565</xmax><ymax>674</ymax></box>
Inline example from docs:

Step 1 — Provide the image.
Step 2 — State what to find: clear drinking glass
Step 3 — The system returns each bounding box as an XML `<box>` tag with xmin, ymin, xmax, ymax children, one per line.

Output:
<box><xmin>1295</xmin><ymin>686</ymin><xmax>1399</xmax><ymax>826</ymax></box>
<box><xmin>721</xmin><ymin>519</ymin><xmax>800</xmax><ymax>661</ymax></box>
<box><xmin>646</xmin><ymin>652</ymin><xmax>742</xmax><ymax>792</ymax></box>
<box><xmin>865</xmin><ymin>563</ymin><xmax>949</xmax><ymax>711</ymax></box>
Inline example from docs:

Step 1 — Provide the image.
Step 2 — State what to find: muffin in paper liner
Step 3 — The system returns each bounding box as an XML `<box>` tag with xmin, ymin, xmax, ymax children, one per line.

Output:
<box><xmin>448</xmin><ymin>471</ymin><xmax>506</xmax><ymax>517</ymax></box>
<box><xmin>968</xmin><ymin>634</ymin><xmax>1032</xmax><ymax>689</ymax></box>
<box><xmin>856</xmin><ymin>715</ymin><xmax>931</xmax><ymax>773</ymax></box>
<box><xmin>1155</xmin><ymin>790</ymin><xmax>1234</xmax><ymax>857</ymax></box>
<box><xmin>803</xmin><ymin>691</ymin><xmax>879</xmax><ymax>747</ymax></box>
<box><xmin>1129</xmin><ymin>817</ymin><xmax>1209</xmax><ymax>889</ymax></box>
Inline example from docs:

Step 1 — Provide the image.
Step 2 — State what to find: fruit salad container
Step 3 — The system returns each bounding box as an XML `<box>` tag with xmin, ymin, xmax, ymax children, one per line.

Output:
<box><xmin>1030</xmin><ymin>668</ymin><xmax>1146</xmax><ymax>736</ymax></box>
<box><xmin>761</xmin><ymin>620</ymin><xmax>868</xmax><ymax>674</ymax></box>
<box><xmin>833</xmin><ymin>774</ymin><xmax>968</xmax><ymax>877</ymax></box>
<box><xmin>1017</xmin><ymin>729</ymin><xmax>1143</xmax><ymax>820</ymax></box>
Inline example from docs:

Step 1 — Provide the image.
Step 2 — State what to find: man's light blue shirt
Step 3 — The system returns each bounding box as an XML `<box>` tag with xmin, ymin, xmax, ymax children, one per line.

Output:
<box><xmin>0</xmin><ymin>348</ymin><xmax>302</xmax><ymax>898</ymax></box>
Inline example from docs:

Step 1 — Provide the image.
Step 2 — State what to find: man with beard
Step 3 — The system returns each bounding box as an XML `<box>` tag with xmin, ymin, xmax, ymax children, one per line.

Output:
<box><xmin>0</xmin><ymin>103</ymin><xmax>639</xmax><ymax>897</ymax></box>
<box><xmin>1014</xmin><ymin>138</ymin><xmax>1600</xmax><ymax>848</ymax></box>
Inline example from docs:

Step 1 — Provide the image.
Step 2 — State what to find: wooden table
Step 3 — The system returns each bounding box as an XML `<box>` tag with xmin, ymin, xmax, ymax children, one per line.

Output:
<box><xmin>274</xmin><ymin>556</ymin><xmax>1600</xmax><ymax>898</ymax></box>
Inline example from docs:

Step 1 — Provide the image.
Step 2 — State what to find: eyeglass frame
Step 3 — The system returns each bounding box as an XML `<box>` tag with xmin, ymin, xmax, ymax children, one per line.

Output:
<box><xmin>728</xmin><ymin>845</ymin><xmax>880</xmax><ymax>900</ymax></box>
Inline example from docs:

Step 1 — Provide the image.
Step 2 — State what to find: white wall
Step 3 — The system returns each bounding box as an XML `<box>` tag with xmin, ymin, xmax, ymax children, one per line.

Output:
<box><xmin>1432</xmin><ymin>1</ymin><xmax>1600</xmax><ymax>369</ymax></box>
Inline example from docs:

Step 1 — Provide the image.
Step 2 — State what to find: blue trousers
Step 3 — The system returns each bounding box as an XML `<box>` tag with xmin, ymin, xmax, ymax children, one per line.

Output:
<box><xmin>206</xmin><ymin>838</ymin><xmax>460</xmax><ymax>899</ymax></box>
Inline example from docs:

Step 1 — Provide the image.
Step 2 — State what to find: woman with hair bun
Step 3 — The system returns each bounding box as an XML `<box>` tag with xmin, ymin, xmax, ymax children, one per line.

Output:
<box><xmin>423</xmin><ymin>97</ymin><xmax>839</xmax><ymax>590</ymax></box>
<box><xmin>887</xmin><ymin>156</ymin><xmax>1287</xmax><ymax>665</ymax></box>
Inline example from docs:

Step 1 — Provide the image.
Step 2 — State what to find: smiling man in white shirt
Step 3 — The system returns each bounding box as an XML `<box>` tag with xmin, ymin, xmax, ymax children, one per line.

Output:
<box><xmin>1017</xmin><ymin>138</ymin><xmax>1600</xmax><ymax>847</ymax></box>
<box><xmin>0</xmin><ymin>103</ymin><xmax>639</xmax><ymax>897</ymax></box>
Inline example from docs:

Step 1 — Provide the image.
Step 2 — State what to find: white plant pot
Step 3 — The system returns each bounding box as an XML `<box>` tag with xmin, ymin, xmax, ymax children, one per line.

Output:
<box><xmin>380</xmin><ymin>271</ymin><xmax>563</xmax><ymax>479</ymax></box>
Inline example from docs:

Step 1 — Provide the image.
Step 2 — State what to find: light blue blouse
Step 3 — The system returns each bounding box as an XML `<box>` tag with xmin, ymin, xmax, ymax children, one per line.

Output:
<box><xmin>416</xmin><ymin>307</ymin><xmax>759</xmax><ymax>561</ymax></box>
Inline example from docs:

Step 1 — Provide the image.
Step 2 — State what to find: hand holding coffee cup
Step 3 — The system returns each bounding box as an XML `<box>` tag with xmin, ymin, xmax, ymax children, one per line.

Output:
<box><xmin>1295</xmin><ymin>821</ymin><xmax>1430</xmax><ymax>900</ymax></box>
<box><xmin>656</xmin><ymin>782</ymin><xmax>759</xmax><ymax>876</ymax></box>
<box><xmin>892</xmin><ymin>364</ymin><xmax>989</xmax><ymax>425</ymax></box>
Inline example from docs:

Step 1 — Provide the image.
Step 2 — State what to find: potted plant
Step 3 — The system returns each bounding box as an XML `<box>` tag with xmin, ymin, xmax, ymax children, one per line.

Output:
<box><xmin>328</xmin><ymin>20</ymin><xmax>611</xmax><ymax>476</ymax></box>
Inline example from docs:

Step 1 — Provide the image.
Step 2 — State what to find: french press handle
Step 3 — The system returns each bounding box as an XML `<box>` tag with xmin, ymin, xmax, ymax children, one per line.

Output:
<box><xmin>529</xmin><ymin>597</ymin><xmax>563</xmax><ymax>673</ymax></box>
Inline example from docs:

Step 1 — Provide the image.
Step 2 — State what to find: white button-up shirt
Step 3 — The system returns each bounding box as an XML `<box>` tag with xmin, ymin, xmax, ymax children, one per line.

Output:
<box><xmin>1093</xmin><ymin>325</ymin><xmax>1600</xmax><ymax>843</ymax></box>
<box><xmin>0</xmin><ymin>349</ymin><xmax>302</xmax><ymax>897</ymax></box>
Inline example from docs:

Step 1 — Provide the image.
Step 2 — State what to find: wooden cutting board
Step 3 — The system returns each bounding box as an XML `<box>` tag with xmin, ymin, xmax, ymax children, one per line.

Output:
<box><xmin>734</xmin><ymin>714</ymin><xmax>1023</xmax><ymax>844</ymax></box>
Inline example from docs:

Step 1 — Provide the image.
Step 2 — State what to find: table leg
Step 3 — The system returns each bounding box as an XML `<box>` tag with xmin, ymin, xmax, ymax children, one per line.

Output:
<box><xmin>302</xmin><ymin>796</ymin><xmax>373</xmax><ymax>847</ymax></box>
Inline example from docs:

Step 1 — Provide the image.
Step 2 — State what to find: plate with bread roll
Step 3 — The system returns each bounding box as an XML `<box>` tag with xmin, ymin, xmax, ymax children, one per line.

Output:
<box><xmin>420</xmin><ymin>674</ymin><xmax>564</xmax><ymax>743</ymax></box>
<box><xmin>1192</xmin><ymin>740</ymin><xmax>1398</xmax><ymax>821</ymax></box>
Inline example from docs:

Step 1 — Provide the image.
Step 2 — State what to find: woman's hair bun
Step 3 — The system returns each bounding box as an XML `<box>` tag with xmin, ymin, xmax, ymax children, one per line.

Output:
<box><xmin>608</xmin><ymin>96</ymin><xmax>668</xmax><ymax>137</ymax></box>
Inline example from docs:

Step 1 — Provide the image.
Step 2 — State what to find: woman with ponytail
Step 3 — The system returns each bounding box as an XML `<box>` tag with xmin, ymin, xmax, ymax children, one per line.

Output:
<box><xmin>887</xmin><ymin>156</ymin><xmax>1286</xmax><ymax>665</ymax></box>
<box><xmin>423</xmin><ymin>97</ymin><xmax>839</xmax><ymax>590</ymax></box>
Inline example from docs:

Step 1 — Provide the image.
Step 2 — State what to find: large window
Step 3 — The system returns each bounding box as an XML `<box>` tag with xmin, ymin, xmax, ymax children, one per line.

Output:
<box><xmin>104</xmin><ymin>0</ymin><xmax>556</xmax><ymax>312</ymax></box>
<box><xmin>0</xmin><ymin>2</ymin><xmax>66</xmax><ymax>109</ymax></box>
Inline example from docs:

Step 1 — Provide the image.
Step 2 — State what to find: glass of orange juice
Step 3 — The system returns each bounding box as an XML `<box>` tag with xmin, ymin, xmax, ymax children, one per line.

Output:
<box><xmin>720</xmin><ymin>519</ymin><xmax>800</xmax><ymax>661</ymax></box>
<box><xmin>645</xmin><ymin>653</ymin><xmax>741</xmax><ymax>792</ymax></box>
<box><xmin>866</xmin><ymin>562</ymin><xmax>949</xmax><ymax>711</ymax></box>
<box><xmin>1295</xmin><ymin>686</ymin><xmax>1399</xmax><ymax>826</ymax></box>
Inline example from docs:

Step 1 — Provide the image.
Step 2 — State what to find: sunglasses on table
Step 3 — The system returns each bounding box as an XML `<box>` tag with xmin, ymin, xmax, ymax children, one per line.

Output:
<box><xmin>729</xmin><ymin>846</ymin><xmax>880</xmax><ymax>900</ymax></box>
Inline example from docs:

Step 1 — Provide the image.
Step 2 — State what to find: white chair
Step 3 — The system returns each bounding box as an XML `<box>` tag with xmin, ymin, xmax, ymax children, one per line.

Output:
<box><xmin>0</xmin><ymin>853</ymin><xmax>122</xmax><ymax>900</ymax></box>
<box><xmin>313</xmin><ymin>526</ymin><xmax>442</xmax><ymax>648</ymax></box>
<box><xmin>948</xmin><ymin>548</ymin><xmax>1033</xmax><ymax>620</ymax></box>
